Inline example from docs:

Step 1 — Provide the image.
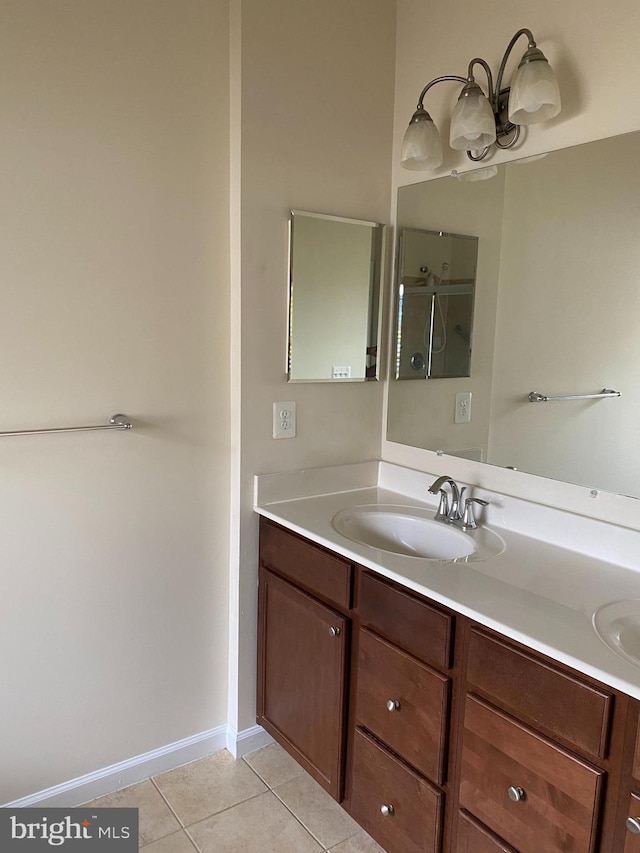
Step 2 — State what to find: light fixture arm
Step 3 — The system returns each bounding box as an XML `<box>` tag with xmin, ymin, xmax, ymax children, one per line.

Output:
<box><xmin>494</xmin><ymin>28</ymin><xmax>536</xmax><ymax>109</ymax></box>
<box><xmin>416</xmin><ymin>75</ymin><xmax>468</xmax><ymax>110</ymax></box>
<box><xmin>467</xmin><ymin>58</ymin><xmax>494</xmax><ymax>104</ymax></box>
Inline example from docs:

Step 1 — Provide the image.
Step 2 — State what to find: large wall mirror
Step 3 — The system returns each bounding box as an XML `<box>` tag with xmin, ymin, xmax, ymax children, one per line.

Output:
<box><xmin>387</xmin><ymin>130</ymin><xmax>640</xmax><ymax>499</ymax></box>
<box><xmin>288</xmin><ymin>210</ymin><xmax>385</xmax><ymax>382</ymax></box>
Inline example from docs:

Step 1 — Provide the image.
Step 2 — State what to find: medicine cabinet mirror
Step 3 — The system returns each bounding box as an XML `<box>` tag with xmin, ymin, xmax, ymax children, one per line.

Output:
<box><xmin>387</xmin><ymin>130</ymin><xmax>640</xmax><ymax>499</ymax></box>
<box><xmin>287</xmin><ymin>210</ymin><xmax>385</xmax><ymax>382</ymax></box>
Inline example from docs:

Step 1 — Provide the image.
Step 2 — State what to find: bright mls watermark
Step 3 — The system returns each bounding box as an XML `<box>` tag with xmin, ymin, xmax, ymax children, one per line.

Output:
<box><xmin>0</xmin><ymin>809</ymin><xmax>138</xmax><ymax>850</ymax></box>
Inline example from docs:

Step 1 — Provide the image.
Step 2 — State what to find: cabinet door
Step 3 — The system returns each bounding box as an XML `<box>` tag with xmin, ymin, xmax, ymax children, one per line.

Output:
<box><xmin>257</xmin><ymin>568</ymin><xmax>348</xmax><ymax>799</ymax></box>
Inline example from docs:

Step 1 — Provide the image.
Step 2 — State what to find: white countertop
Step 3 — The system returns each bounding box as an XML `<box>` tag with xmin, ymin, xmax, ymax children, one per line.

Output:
<box><xmin>254</xmin><ymin>461</ymin><xmax>640</xmax><ymax>700</ymax></box>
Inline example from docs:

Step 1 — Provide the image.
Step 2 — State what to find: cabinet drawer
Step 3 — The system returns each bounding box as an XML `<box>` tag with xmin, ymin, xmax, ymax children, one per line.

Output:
<box><xmin>459</xmin><ymin>695</ymin><xmax>604</xmax><ymax>853</ymax></box>
<box><xmin>356</xmin><ymin>628</ymin><xmax>449</xmax><ymax>784</ymax></box>
<box><xmin>260</xmin><ymin>519</ymin><xmax>352</xmax><ymax>609</ymax></box>
<box><xmin>457</xmin><ymin>810</ymin><xmax>518</xmax><ymax>853</ymax></box>
<box><xmin>358</xmin><ymin>570</ymin><xmax>453</xmax><ymax>669</ymax></box>
<box><xmin>349</xmin><ymin>727</ymin><xmax>442</xmax><ymax>853</ymax></box>
<box><xmin>466</xmin><ymin>627</ymin><xmax>612</xmax><ymax>757</ymax></box>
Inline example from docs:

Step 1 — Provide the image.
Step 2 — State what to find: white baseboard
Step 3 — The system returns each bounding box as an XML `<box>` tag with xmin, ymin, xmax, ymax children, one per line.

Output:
<box><xmin>3</xmin><ymin>724</ymin><xmax>272</xmax><ymax>809</ymax></box>
<box><xmin>226</xmin><ymin>724</ymin><xmax>274</xmax><ymax>758</ymax></box>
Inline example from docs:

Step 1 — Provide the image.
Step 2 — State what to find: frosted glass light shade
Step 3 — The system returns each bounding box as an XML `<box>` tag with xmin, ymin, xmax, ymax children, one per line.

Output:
<box><xmin>508</xmin><ymin>59</ymin><xmax>561</xmax><ymax>125</ymax></box>
<box><xmin>449</xmin><ymin>89</ymin><xmax>497</xmax><ymax>151</ymax></box>
<box><xmin>400</xmin><ymin>116</ymin><xmax>443</xmax><ymax>170</ymax></box>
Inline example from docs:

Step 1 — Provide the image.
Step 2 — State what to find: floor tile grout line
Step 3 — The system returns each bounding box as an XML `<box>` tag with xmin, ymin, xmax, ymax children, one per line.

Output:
<box><xmin>269</xmin><ymin>786</ymin><xmax>333</xmax><ymax>850</ymax></box>
<box><xmin>179</xmin><ymin>788</ymin><xmax>272</xmax><ymax>831</ymax></box>
<box><xmin>183</xmin><ymin>824</ymin><xmax>202</xmax><ymax>853</ymax></box>
<box><xmin>149</xmin><ymin>776</ymin><xmax>186</xmax><ymax>830</ymax></box>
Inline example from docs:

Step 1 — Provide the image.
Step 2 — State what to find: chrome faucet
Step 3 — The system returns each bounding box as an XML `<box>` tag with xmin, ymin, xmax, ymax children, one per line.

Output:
<box><xmin>428</xmin><ymin>476</ymin><xmax>462</xmax><ymax>523</ymax></box>
<box><xmin>428</xmin><ymin>476</ymin><xmax>488</xmax><ymax>529</ymax></box>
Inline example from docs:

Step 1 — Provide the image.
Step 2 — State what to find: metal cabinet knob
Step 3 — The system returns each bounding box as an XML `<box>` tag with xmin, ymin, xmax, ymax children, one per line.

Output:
<box><xmin>380</xmin><ymin>804</ymin><xmax>394</xmax><ymax>817</ymax></box>
<box><xmin>507</xmin><ymin>786</ymin><xmax>525</xmax><ymax>802</ymax></box>
<box><xmin>627</xmin><ymin>817</ymin><xmax>640</xmax><ymax>834</ymax></box>
<box><xmin>328</xmin><ymin>626</ymin><xmax>341</xmax><ymax>637</ymax></box>
<box><xmin>386</xmin><ymin>699</ymin><xmax>400</xmax><ymax>712</ymax></box>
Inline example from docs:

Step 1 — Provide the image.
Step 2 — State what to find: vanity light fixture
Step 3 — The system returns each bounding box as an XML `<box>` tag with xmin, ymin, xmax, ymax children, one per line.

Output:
<box><xmin>401</xmin><ymin>28</ymin><xmax>561</xmax><ymax>170</ymax></box>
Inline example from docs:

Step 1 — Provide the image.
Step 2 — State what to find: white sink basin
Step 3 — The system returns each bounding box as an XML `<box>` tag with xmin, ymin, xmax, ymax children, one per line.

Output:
<box><xmin>593</xmin><ymin>599</ymin><xmax>640</xmax><ymax>667</ymax></box>
<box><xmin>330</xmin><ymin>504</ymin><xmax>504</xmax><ymax>562</ymax></box>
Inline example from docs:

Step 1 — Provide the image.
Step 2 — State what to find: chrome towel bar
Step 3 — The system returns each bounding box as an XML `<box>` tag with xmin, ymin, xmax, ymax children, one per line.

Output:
<box><xmin>0</xmin><ymin>413</ymin><xmax>133</xmax><ymax>437</ymax></box>
<box><xmin>528</xmin><ymin>389</ymin><xmax>620</xmax><ymax>403</ymax></box>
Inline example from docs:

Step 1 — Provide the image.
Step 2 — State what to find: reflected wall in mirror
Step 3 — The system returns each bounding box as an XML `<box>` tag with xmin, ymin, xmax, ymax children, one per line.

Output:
<box><xmin>388</xmin><ymin>131</ymin><xmax>640</xmax><ymax>498</ymax></box>
<box><xmin>288</xmin><ymin>210</ymin><xmax>384</xmax><ymax>382</ymax></box>
<box><xmin>395</xmin><ymin>228</ymin><xmax>477</xmax><ymax>380</ymax></box>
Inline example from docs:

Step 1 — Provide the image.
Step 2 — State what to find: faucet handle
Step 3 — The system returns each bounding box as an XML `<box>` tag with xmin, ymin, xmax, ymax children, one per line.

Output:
<box><xmin>462</xmin><ymin>497</ymin><xmax>489</xmax><ymax>530</ymax></box>
<box><xmin>434</xmin><ymin>489</ymin><xmax>450</xmax><ymax>521</ymax></box>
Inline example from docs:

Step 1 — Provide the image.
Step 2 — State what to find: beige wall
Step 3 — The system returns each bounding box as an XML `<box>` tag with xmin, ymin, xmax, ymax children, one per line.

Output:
<box><xmin>0</xmin><ymin>1</ymin><xmax>230</xmax><ymax>802</ymax></box>
<box><xmin>234</xmin><ymin>0</ymin><xmax>396</xmax><ymax>730</ymax></box>
<box><xmin>384</xmin><ymin>0</ymin><xmax>640</xmax><ymax>529</ymax></box>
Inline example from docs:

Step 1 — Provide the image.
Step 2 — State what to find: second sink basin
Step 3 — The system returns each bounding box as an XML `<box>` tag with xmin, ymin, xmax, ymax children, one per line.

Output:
<box><xmin>331</xmin><ymin>504</ymin><xmax>502</xmax><ymax>561</ymax></box>
<box><xmin>593</xmin><ymin>599</ymin><xmax>640</xmax><ymax>667</ymax></box>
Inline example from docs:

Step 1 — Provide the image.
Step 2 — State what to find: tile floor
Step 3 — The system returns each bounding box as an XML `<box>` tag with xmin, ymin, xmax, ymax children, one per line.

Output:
<box><xmin>82</xmin><ymin>742</ymin><xmax>385</xmax><ymax>852</ymax></box>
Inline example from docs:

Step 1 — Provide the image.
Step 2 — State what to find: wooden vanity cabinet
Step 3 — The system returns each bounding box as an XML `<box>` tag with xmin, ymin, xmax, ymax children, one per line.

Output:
<box><xmin>257</xmin><ymin>522</ymin><xmax>640</xmax><ymax>852</ymax></box>
<box><xmin>257</xmin><ymin>519</ymin><xmax>352</xmax><ymax>799</ymax></box>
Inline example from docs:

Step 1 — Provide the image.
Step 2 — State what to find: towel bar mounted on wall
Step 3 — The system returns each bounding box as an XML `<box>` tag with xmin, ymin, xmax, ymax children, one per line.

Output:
<box><xmin>0</xmin><ymin>413</ymin><xmax>133</xmax><ymax>437</ymax></box>
<box><xmin>528</xmin><ymin>389</ymin><xmax>621</xmax><ymax>403</ymax></box>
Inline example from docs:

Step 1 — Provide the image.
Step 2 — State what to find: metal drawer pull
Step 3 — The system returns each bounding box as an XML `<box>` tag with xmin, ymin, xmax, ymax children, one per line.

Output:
<box><xmin>386</xmin><ymin>699</ymin><xmax>401</xmax><ymax>712</ymax></box>
<box><xmin>380</xmin><ymin>804</ymin><xmax>395</xmax><ymax>817</ymax></box>
<box><xmin>627</xmin><ymin>817</ymin><xmax>640</xmax><ymax>834</ymax></box>
<box><xmin>328</xmin><ymin>626</ymin><xmax>341</xmax><ymax>637</ymax></box>
<box><xmin>507</xmin><ymin>786</ymin><xmax>526</xmax><ymax>803</ymax></box>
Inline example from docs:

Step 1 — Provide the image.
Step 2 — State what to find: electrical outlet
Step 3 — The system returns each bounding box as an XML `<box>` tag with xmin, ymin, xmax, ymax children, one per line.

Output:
<box><xmin>332</xmin><ymin>365</ymin><xmax>351</xmax><ymax>379</ymax></box>
<box><xmin>455</xmin><ymin>392</ymin><xmax>472</xmax><ymax>424</ymax></box>
<box><xmin>273</xmin><ymin>401</ymin><xmax>296</xmax><ymax>439</ymax></box>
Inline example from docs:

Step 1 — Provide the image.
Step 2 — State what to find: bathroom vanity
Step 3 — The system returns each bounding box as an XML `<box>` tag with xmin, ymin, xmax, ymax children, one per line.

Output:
<box><xmin>255</xmin><ymin>462</ymin><xmax>640</xmax><ymax>853</ymax></box>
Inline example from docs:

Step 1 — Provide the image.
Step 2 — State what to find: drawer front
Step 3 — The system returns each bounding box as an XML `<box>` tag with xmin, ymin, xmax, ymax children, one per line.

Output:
<box><xmin>349</xmin><ymin>727</ymin><xmax>443</xmax><ymax>853</ymax></box>
<box><xmin>358</xmin><ymin>570</ymin><xmax>453</xmax><ymax>669</ymax></box>
<box><xmin>459</xmin><ymin>695</ymin><xmax>604</xmax><ymax>853</ymax></box>
<box><xmin>624</xmin><ymin>793</ymin><xmax>640</xmax><ymax>853</ymax></box>
<box><xmin>356</xmin><ymin>628</ymin><xmax>449</xmax><ymax>784</ymax></box>
<box><xmin>260</xmin><ymin>519</ymin><xmax>352</xmax><ymax>609</ymax></box>
<box><xmin>457</xmin><ymin>810</ymin><xmax>518</xmax><ymax>853</ymax></box>
<box><xmin>466</xmin><ymin>627</ymin><xmax>612</xmax><ymax>757</ymax></box>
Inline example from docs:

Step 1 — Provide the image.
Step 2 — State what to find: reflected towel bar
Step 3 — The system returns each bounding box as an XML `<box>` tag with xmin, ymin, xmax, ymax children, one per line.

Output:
<box><xmin>528</xmin><ymin>389</ymin><xmax>621</xmax><ymax>403</ymax></box>
<box><xmin>0</xmin><ymin>414</ymin><xmax>133</xmax><ymax>437</ymax></box>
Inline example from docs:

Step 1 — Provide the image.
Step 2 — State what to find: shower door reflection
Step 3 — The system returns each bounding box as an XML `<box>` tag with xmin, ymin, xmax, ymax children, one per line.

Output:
<box><xmin>394</xmin><ymin>228</ymin><xmax>477</xmax><ymax>380</ymax></box>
